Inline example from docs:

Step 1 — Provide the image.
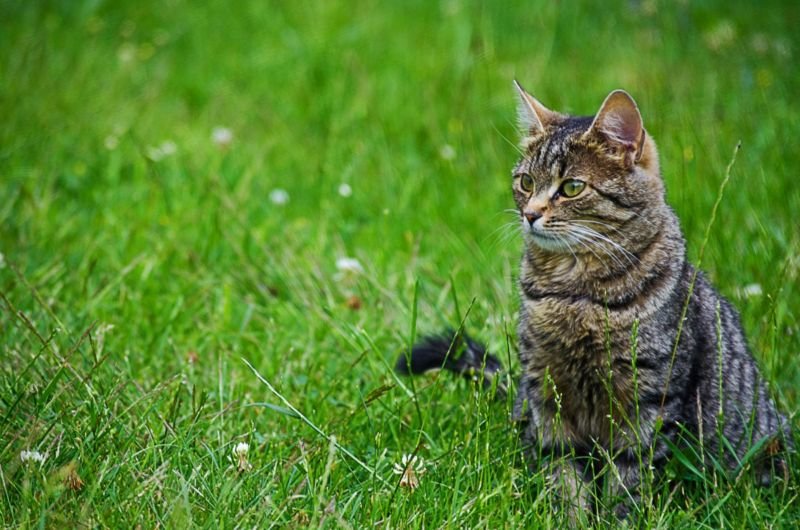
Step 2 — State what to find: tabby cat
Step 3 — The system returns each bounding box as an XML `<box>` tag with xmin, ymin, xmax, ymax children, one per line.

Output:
<box><xmin>397</xmin><ymin>83</ymin><xmax>791</xmax><ymax>517</ymax></box>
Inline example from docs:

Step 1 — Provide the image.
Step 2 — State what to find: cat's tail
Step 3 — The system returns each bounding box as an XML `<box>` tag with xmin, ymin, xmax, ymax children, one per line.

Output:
<box><xmin>395</xmin><ymin>329</ymin><xmax>507</xmax><ymax>397</ymax></box>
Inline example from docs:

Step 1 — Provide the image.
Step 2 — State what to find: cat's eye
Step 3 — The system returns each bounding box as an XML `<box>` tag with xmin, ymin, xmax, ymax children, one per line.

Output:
<box><xmin>558</xmin><ymin>179</ymin><xmax>585</xmax><ymax>198</ymax></box>
<box><xmin>519</xmin><ymin>174</ymin><xmax>535</xmax><ymax>193</ymax></box>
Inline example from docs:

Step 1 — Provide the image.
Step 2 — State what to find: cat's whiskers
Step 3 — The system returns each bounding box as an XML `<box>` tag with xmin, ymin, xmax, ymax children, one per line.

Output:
<box><xmin>564</xmin><ymin>228</ymin><xmax>624</xmax><ymax>271</ymax></box>
<box><xmin>553</xmin><ymin>231</ymin><xmax>580</xmax><ymax>266</ymax></box>
<box><xmin>493</xmin><ymin>121</ymin><xmax>528</xmax><ymax>158</ymax></box>
<box><xmin>484</xmin><ymin>219</ymin><xmax>523</xmax><ymax>251</ymax></box>
<box><xmin>562</xmin><ymin>225</ymin><xmax>632</xmax><ymax>271</ymax></box>
<box><xmin>567</xmin><ymin>224</ymin><xmax>640</xmax><ymax>268</ymax></box>
<box><xmin>546</xmin><ymin>221</ymin><xmax>614</xmax><ymax>270</ymax></box>
<box><xmin>573</xmin><ymin>218</ymin><xmax>624</xmax><ymax>237</ymax></box>
<box><xmin>572</xmin><ymin>219</ymin><xmax>642</xmax><ymax>266</ymax></box>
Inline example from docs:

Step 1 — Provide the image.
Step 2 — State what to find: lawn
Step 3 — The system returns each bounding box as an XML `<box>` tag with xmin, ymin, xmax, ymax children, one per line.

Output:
<box><xmin>1</xmin><ymin>0</ymin><xmax>799</xmax><ymax>527</ymax></box>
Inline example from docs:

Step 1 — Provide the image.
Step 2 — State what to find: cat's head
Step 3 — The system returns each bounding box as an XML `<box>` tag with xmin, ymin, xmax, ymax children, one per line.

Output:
<box><xmin>511</xmin><ymin>82</ymin><xmax>664</xmax><ymax>257</ymax></box>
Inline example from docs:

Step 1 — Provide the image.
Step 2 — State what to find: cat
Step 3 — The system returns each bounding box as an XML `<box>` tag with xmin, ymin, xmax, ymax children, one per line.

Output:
<box><xmin>397</xmin><ymin>82</ymin><xmax>791</xmax><ymax>518</ymax></box>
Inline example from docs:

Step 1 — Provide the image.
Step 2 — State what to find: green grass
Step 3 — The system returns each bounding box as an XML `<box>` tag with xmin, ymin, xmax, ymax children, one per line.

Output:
<box><xmin>2</xmin><ymin>0</ymin><xmax>799</xmax><ymax>527</ymax></box>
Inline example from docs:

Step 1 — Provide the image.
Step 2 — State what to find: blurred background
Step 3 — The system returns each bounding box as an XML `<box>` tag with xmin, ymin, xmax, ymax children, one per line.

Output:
<box><xmin>1</xmin><ymin>0</ymin><xmax>799</xmax><ymax>526</ymax></box>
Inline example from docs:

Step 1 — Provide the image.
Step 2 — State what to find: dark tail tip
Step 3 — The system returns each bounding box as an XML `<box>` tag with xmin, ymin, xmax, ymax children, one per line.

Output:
<box><xmin>395</xmin><ymin>332</ymin><xmax>459</xmax><ymax>375</ymax></box>
<box><xmin>395</xmin><ymin>329</ymin><xmax>505</xmax><ymax>394</ymax></box>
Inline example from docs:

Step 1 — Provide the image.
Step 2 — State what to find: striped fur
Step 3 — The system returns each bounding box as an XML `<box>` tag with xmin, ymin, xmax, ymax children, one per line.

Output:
<box><xmin>513</xmin><ymin>86</ymin><xmax>791</xmax><ymax>515</ymax></box>
<box><xmin>399</xmin><ymin>85</ymin><xmax>791</xmax><ymax>517</ymax></box>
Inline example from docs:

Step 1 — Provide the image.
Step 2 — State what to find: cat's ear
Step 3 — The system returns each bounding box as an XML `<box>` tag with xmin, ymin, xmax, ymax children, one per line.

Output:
<box><xmin>514</xmin><ymin>80</ymin><xmax>558</xmax><ymax>136</ymax></box>
<box><xmin>584</xmin><ymin>89</ymin><xmax>645</xmax><ymax>166</ymax></box>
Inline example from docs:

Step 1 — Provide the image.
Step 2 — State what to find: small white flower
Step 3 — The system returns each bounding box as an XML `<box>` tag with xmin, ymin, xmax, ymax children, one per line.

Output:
<box><xmin>146</xmin><ymin>140</ymin><xmax>177</xmax><ymax>161</ymax></box>
<box><xmin>739</xmin><ymin>283</ymin><xmax>763</xmax><ymax>298</ymax></box>
<box><xmin>104</xmin><ymin>135</ymin><xmax>119</xmax><ymax>150</ymax></box>
<box><xmin>232</xmin><ymin>441</ymin><xmax>252</xmax><ymax>472</ymax></box>
<box><xmin>439</xmin><ymin>144</ymin><xmax>456</xmax><ymax>161</ymax></box>
<box><xmin>334</xmin><ymin>257</ymin><xmax>364</xmax><ymax>282</ymax></box>
<box><xmin>336</xmin><ymin>257</ymin><xmax>364</xmax><ymax>275</ymax></box>
<box><xmin>212</xmin><ymin>126</ymin><xmax>233</xmax><ymax>148</ymax></box>
<box><xmin>233</xmin><ymin>442</ymin><xmax>249</xmax><ymax>457</ymax></box>
<box><xmin>145</xmin><ymin>146</ymin><xmax>162</xmax><ymax>160</ymax></box>
<box><xmin>269</xmin><ymin>188</ymin><xmax>290</xmax><ymax>205</ymax></box>
<box><xmin>20</xmin><ymin>450</ymin><xmax>46</xmax><ymax>465</ymax></box>
<box><xmin>338</xmin><ymin>183</ymin><xmax>352</xmax><ymax>198</ymax></box>
<box><xmin>159</xmin><ymin>141</ymin><xmax>177</xmax><ymax>156</ymax></box>
<box><xmin>392</xmin><ymin>453</ymin><xmax>426</xmax><ymax>490</ymax></box>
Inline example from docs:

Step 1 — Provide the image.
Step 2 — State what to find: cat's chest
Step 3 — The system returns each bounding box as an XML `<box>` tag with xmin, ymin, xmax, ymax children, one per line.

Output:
<box><xmin>523</xmin><ymin>297</ymin><xmax>611</xmax><ymax>380</ymax></box>
<box><xmin>525</xmin><ymin>296</ymin><xmax>606</xmax><ymax>347</ymax></box>
<box><xmin>521</xmin><ymin>297</ymin><xmax>637</xmax><ymax>441</ymax></box>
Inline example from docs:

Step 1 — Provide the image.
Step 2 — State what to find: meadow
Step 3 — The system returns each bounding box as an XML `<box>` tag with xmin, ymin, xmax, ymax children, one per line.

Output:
<box><xmin>1</xmin><ymin>0</ymin><xmax>799</xmax><ymax>527</ymax></box>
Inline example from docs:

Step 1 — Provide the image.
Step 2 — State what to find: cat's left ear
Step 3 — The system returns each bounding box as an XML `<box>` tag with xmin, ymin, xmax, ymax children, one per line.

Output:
<box><xmin>514</xmin><ymin>80</ymin><xmax>559</xmax><ymax>137</ymax></box>
<box><xmin>583</xmin><ymin>90</ymin><xmax>646</xmax><ymax>167</ymax></box>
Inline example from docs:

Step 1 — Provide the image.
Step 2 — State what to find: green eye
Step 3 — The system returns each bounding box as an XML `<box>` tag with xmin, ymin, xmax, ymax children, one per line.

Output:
<box><xmin>519</xmin><ymin>174</ymin><xmax>534</xmax><ymax>193</ymax></box>
<box><xmin>559</xmin><ymin>179</ymin><xmax>585</xmax><ymax>198</ymax></box>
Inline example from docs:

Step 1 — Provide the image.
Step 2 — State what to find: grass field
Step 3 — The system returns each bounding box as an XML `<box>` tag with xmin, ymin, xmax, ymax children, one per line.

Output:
<box><xmin>2</xmin><ymin>0</ymin><xmax>799</xmax><ymax>527</ymax></box>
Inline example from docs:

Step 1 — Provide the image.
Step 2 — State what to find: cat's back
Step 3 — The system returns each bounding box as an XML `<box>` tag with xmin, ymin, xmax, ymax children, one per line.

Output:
<box><xmin>676</xmin><ymin>272</ymin><xmax>790</xmax><ymax>456</ymax></box>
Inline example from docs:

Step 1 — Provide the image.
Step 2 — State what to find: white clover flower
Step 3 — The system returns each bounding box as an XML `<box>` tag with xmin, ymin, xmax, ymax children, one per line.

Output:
<box><xmin>334</xmin><ymin>257</ymin><xmax>364</xmax><ymax>283</ymax></box>
<box><xmin>232</xmin><ymin>441</ymin><xmax>252</xmax><ymax>472</ymax></box>
<box><xmin>146</xmin><ymin>140</ymin><xmax>178</xmax><ymax>161</ymax></box>
<box><xmin>269</xmin><ymin>188</ymin><xmax>290</xmax><ymax>206</ymax></box>
<box><xmin>439</xmin><ymin>144</ymin><xmax>456</xmax><ymax>161</ymax></box>
<box><xmin>336</xmin><ymin>257</ymin><xmax>364</xmax><ymax>275</ymax></box>
<box><xmin>159</xmin><ymin>141</ymin><xmax>177</xmax><ymax>156</ymax></box>
<box><xmin>145</xmin><ymin>146</ymin><xmax>162</xmax><ymax>160</ymax></box>
<box><xmin>212</xmin><ymin>127</ymin><xmax>233</xmax><ymax>148</ymax></box>
<box><xmin>233</xmin><ymin>442</ymin><xmax>249</xmax><ymax>456</ymax></box>
<box><xmin>20</xmin><ymin>450</ymin><xmax>46</xmax><ymax>465</ymax></box>
<box><xmin>738</xmin><ymin>283</ymin><xmax>763</xmax><ymax>298</ymax></box>
<box><xmin>392</xmin><ymin>453</ymin><xmax>426</xmax><ymax>490</ymax></box>
<box><xmin>338</xmin><ymin>183</ymin><xmax>352</xmax><ymax>198</ymax></box>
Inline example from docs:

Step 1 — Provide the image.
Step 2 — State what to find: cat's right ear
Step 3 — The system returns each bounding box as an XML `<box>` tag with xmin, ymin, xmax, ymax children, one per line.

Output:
<box><xmin>583</xmin><ymin>89</ymin><xmax>646</xmax><ymax>167</ymax></box>
<box><xmin>514</xmin><ymin>80</ymin><xmax>558</xmax><ymax>137</ymax></box>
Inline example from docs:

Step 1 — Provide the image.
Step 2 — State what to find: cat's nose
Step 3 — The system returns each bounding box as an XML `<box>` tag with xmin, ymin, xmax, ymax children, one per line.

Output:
<box><xmin>524</xmin><ymin>211</ymin><xmax>542</xmax><ymax>224</ymax></box>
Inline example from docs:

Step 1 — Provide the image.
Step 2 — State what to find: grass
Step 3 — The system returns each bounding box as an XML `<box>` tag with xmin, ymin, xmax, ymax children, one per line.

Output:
<box><xmin>1</xmin><ymin>0</ymin><xmax>799</xmax><ymax>527</ymax></box>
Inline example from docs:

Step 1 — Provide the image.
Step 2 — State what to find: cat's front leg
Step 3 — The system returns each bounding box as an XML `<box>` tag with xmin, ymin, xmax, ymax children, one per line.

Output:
<box><xmin>606</xmin><ymin>456</ymin><xmax>641</xmax><ymax>519</ymax></box>
<box><xmin>546</xmin><ymin>459</ymin><xmax>592</xmax><ymax>525</ymax></box>
<box><xmin>514</xmin><ymin>387</ymin><xmax>591</xmax><ymax>521</ymax></box>
<box><xmin>605</xmin><ymin>403</ymin><xmax>677</xmax><ymax>518</ymax></box>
